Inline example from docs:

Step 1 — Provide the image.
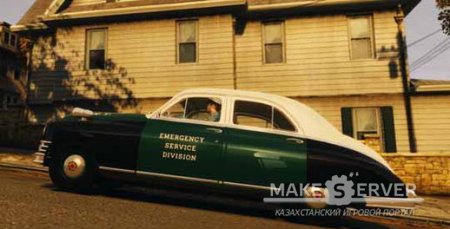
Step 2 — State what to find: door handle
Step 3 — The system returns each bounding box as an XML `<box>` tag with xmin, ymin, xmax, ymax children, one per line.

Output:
<box><xmin>254</xmin><ymin>152</ymin><xmax>280</xmax><ymax>160</ymax></box>
<box><xmin>206</xmin><ymin>128</ymin><xmax>223</xmax><ymax>134</ymax></box>
<box><xmin>286</xmin><ymin>138</ymin><xmax>304</xmax><ymax>144</ymax></box>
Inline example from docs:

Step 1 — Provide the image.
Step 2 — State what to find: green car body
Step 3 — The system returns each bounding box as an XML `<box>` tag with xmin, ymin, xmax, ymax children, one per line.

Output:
<box><xmin>35</xmin><ymin>88</ymin><xmax>419</xmax><ymax>209</ymax></box>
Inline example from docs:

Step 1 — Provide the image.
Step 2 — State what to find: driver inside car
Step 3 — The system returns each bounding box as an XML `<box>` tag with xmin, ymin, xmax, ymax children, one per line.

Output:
<box><xmin>206</xmin><ymin>99</ymin><xmax>221</xmax><ymax>122</ymax></box>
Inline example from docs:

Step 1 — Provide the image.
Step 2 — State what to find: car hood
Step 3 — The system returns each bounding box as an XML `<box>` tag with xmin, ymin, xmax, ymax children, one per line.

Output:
<box><xmin>63</xmin><ymin>112</ymin><xmax>147</xmax><ymax>123</ymax></box>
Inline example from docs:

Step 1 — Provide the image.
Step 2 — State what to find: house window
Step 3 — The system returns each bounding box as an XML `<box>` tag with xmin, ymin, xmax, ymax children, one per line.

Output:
<box><xmin>353</xmin><ymin>108</ymin><xmax>380</xmax><ymax>140</ymax></box>
<box><xmin>262</xmin><ymin>21</ymin><xmax>285</xmax><ymax>64</ymax></box>
<box><xmin>341</xmin><ymin>107</ymin><xmax>397</xmax><ymax>153</ymax></box>
<box><xmin>177</xmin><ymin>20</ymin><xmax>198</xmax><ymax>63</ymax></box>
<box><xmin>86</xmin><ymin>29</ymin><xmax>107</xmax><ymax>70</ymax></box>
<box><xmin>348</xmin><ymin>15</ymin><xmax>374</xmax><ymax>60</ymax></box>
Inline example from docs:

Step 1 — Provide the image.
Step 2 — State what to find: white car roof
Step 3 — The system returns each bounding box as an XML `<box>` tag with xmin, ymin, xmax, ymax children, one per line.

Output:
<box><xmin>177</xmin><ymin>88</ymin><xmax>341</xmax><ymax>139</ymax></box>
<box><xmin>167</xmin><ymin>88</ymin><xmax>391</xmax><ymax>169</ymax></box>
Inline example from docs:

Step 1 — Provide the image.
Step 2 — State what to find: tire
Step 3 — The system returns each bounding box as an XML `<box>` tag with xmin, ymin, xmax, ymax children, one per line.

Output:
<box><xmin>49</xmin><ymin>144</ymin><xmax>98</xmax><ymax>193</ymax></box>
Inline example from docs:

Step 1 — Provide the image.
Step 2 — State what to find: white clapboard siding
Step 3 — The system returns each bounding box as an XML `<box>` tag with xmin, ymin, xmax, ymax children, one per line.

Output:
<box><xmin>29</xmin><ymin>10</ymin><xmax>404</xmax><ymax>102</ymax></box>
<box><xmin>297</xmin><ymin>94</ymin><xmax>410</xmax><ymax>153</ymax></box>
<box><xmin>235</xmin><ymin>11</ymin><xmax>404</xmax><ymax>96</ymax></box>
<box><xmin>29</xmin><ymin>15</ymin><xmax>235</xmax><ymax>102</ymax></box>
<box><xmin>411</xmin><ymin>95</ymin><xmax>450</xmax><ymax>153</ymax></box>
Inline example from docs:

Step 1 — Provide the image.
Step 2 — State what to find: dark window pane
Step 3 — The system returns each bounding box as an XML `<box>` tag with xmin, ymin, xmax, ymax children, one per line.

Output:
<box><xmin>179</xmin><ymin>43</ymin><xmax>196</xmax><ymax>63</ymax></box>
<box><xmin>234</xmin><ymin>100</ymin><xmax>273</xmax><ymax>129</ymax></box>
<box><xmin>273</xmin><ymin>109</ymin><xmax>296</xmax><ymax>131</ymax></box>
<box><xmin>89</xmin><ymin>50</ymin><xmax>105</xmax><ymax>69</ymax></box>
<box><xmin>265</xmin><ymin>44</ymin><xmax>283</xmax><ymax>63</ymax></box>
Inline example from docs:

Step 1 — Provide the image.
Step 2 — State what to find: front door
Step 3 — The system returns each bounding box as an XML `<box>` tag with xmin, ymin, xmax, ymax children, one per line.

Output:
<box><xmin>137</xmin><ymin>97</ymin><xmax>224</xmax><ymax>181</ymax></box>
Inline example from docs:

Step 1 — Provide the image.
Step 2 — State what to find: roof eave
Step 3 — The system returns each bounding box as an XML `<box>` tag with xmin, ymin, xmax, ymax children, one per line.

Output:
<box><xmin>247</xmin><ymin>0</ymin><xmax>421</xmax><ymax>16</ymax></box>
<box><xmin>41</xmin><ymin>0</ymin><xmax>247</xmax><ymax>22</ymax></box>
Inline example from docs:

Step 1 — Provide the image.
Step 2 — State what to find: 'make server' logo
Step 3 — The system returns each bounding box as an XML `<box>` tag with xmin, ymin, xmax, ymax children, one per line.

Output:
<box><xmin>264</xmin><ymin>173</ymin><xmax>421</xmax><ymax>206</ymax></box>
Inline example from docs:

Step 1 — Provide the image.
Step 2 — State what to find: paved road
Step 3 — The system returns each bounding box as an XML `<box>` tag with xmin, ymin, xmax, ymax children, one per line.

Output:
<box><xmin>0</xmin><ymin>169</ymin><xmax>447</xmax><ymax>229</ymax></box>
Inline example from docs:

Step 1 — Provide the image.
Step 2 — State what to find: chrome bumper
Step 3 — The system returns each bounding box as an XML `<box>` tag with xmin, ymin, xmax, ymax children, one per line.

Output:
<box><xmin>364</xmin><ymin>190</ymin><xmax>423</xmax><ymax>209</ymax></box>
<box><xmin>34</xmin><ymin>140</ymin><xmax>52</xmax><ymax>165</ymax></box>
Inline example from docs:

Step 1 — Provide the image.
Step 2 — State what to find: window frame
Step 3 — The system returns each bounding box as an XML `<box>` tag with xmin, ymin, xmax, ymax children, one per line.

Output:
<box><xmin>158</xmin><ymin>95</ymin><xmax>225</xmax><ymax>125</ymax></box>
<box><xmin>176</xmin><ymin>19</ymin><xmax>199</xmax><ymax>64</ymax></box>
<box><xmin>347</xmin><ymin>15</ymin><xmax>376</xmax><ymax>60</ymax></box>
<box><xmin>261</xmin><ymin>21</ymin><xmax>286</xmax><ymax>64</ymax></box>
<box><xmin>351</xmin><ymin>107</ymin><xmax>384</xmax><ymax>148</ymax></box>
<box><xmin>85</xmin><ymin>28</ymin><xmax>108</xmax><ymax>70</ymax></box>
<box><xmin>231</xmin><ymin>98</ymin><xmax>298</xmax><ymax>134</ymax></box>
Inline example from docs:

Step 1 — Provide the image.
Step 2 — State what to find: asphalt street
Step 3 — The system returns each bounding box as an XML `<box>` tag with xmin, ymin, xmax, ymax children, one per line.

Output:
<box><xmin>0</xmin><ymin>169</ymin><xmax>448</xmax><ymax>229</ymax></box>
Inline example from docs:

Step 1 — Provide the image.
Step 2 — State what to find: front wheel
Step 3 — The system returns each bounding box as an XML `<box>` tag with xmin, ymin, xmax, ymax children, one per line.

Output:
<box><xmin>49</xmin><ymin>146</ymin><xmax>97</xmax><ymax>193</ymax></box>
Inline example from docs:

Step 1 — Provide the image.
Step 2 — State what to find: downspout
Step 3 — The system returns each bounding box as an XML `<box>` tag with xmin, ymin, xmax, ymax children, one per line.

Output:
<box><xmin>395</xmin><ymin>6</ymin><xmax>417</xmax><ymax>153</ymax></box>
<box><xmin>232</xmin><ymin>18</ymin><xmax>237</xmax><ymax>89</ymax></box>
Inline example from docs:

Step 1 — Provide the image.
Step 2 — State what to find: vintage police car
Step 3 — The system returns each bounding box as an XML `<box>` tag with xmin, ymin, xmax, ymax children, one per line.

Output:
<box><xmin>34</xmin><ymin>88</ymin><xmax>419</xmax><ymax>209</ymax></box>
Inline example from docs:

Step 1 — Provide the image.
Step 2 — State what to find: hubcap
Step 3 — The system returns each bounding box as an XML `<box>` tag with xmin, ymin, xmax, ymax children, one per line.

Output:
<box><xmin>63</xmin><ymin>154</ymin><xmax>86</xmax><ymax>179</ymax></box>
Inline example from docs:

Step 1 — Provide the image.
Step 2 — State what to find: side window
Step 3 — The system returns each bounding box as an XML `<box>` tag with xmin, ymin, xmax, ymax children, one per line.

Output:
<box><xmin>233</xmin><ymin>100</ymin><xmax>296</xmax><ymax>132</ymax></box>
<box><xmin>353</xmin><ymin>108</ymin><xmax>379</xmax><ymax>140</ymax></box>
<box><xmin>86</xmin><ymin>28</ymin><xmax>107</xmax><ymax>70</ymax></box>
<box><xmin>262</xmin><ymin>21</ymin><xmax>285</xmax><ymax>64</ymax></box>
<box><xmin>348</xmin><ymin>15</ymin><xmax>374</xmax><ymax>60</ymax></box>
<box><xmin>341</xmin><ymin>107</ymin><xmax>397</xmax><ymax>153</ymax></box>
<box><xmin>177</xmin><ymin>20</ymin><xmax>198</xmax><ymax>63</ymax></box>
<box><xmin>273</xmin><ymin>108</ymin><xmax>296</xmax><ymax>131</ymax></box>
<box><xmin>162</xmin><ymin>97</ymin><xmax>222</xmax><ymax>122</ymax></box>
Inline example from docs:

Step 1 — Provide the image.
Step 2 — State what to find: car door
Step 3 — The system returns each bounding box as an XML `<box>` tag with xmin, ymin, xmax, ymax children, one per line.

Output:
<box><xmin>223</xmin><ymin>99</ymin><xmax>307</xmax><ymax>188</ymax></box>
<box><xmin>137</xmin><ymin>96</ymin><xmax>225</xmax><ymax>181</ymax></box>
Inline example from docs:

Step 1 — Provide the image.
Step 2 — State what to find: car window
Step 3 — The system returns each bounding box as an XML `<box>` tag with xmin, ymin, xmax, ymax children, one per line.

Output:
<box><xmin>233</xmin><ymin>100</ymin><xmax>296</xmax><ymax>132</ymax></box>
<box><xmin>162</xmin><ymin>97</ymin><xmax>222</xmax><ymax>122</ymax></box>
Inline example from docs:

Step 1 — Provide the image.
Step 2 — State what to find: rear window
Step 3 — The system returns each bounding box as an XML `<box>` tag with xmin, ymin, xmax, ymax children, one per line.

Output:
<box><xmin>233</xmin><ymin>100</ymin><xmax>296</xmax><ymax>132</ymax></box>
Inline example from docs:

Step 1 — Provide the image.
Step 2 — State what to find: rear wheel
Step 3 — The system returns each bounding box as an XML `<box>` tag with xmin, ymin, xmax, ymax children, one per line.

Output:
<box><xmin>49</xmin><ymin>145</ymin><xmax>97</xmax><ymax>193</ymax></box>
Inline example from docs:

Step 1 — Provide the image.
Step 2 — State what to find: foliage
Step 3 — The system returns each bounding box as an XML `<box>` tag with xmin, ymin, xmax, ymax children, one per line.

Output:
<box><xmin>437</xmin><ymin>0</ymin><xmax>450</xmax><ymax>35</ymax></box>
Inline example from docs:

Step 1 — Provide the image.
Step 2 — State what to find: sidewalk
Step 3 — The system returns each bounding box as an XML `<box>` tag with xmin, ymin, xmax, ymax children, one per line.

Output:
<box><xmin>0</xmin><ymin>148</ymin><xmax>449</xmax><ymax>223</ymax></box>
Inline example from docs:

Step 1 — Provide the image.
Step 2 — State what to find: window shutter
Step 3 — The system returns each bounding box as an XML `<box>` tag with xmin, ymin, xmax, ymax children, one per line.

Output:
<box><xmin>381</xmin><ymin>106</ymin><xmax>397</xmax><ymax>153</ymax></box>
<box><xmin>341</xmin><ymin>108</ymin><xmax>353</xmax><ymax>137</ymax></box>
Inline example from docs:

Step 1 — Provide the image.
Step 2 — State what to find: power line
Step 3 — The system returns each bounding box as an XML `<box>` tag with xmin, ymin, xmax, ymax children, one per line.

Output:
<box><xmin>410</xmin><ymin>37</ymin><xmax>450</xmax><ymax>66</ymax></box>
<box><xmin>410</xmin><ymin>38</ymin><xmax>450</xmax><ymax>72</ymax></box>
<box><xmin>411</xmin><ymin>42</ymin><xmax>450</xmax><ymax>72</ymax></box>
<box><xmin>407</xmin><ymin>29</ymin><xmax>442</xmax><ymax>48</ymax></box>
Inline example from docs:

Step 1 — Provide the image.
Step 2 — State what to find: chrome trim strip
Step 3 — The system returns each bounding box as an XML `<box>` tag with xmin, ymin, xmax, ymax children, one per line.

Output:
<box><xmin>223</xmin><ymin>181</ymin><xmax>271</xmax><ymax>190</ymax></box>
<box><xmin>99</xmin><ymin>166</ymin><xmax>135</xmax><ymax>174</ymax></box>
<box><xmin>136</xmin><ymin>171</ymin><xmax>218</xmax><ymax>184</ymax></box>
<box><xmin>364</xmin><ymin>193</ymin><xmax>424</xmax><ymax>209</ymax></box>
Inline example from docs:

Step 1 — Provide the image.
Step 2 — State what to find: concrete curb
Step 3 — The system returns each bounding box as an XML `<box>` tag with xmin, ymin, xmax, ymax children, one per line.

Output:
<box><xmin>0</xmin><ymin>162</ymin><xmax>48</xmax><ymax>173</ymax></box>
